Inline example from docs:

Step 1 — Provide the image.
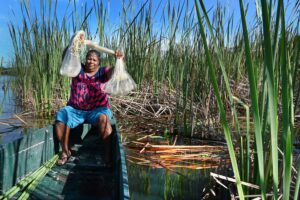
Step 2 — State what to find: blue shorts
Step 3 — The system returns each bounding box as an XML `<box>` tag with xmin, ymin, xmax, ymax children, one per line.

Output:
<box><xmin>55</xmin><ymin>106</ymin><xmax>113</xmax><ymax>128</ymax></box>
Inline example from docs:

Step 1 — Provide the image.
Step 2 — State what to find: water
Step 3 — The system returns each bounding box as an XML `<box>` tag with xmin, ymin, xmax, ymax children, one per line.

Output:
<box><xmin>127</xmin><ymin>163</ymin><xmax>217</xmax><ymax>200</ymax></box>
<box><xmin>0</xmin><ymin>75</ymin><xmax>24</xmax><ymax>134</ymax></box>
<box><xmin>0</xmin><ymin>75</ymin><xmax>53</xmax><ymax>132</ymax></box>
<box><xmin>0</xmin><ymin>75</ymin><xmax>21</xmax><ymax>118</ymax></box>
<box><xmin>124</xmin><ymin>145</ymin><xmax>231</xmax><ymax>199</ymax></box>
<box><xmin>119</xmin><ymin>117</ymin><xmax>232</xmax><ymax>200</ymax></box>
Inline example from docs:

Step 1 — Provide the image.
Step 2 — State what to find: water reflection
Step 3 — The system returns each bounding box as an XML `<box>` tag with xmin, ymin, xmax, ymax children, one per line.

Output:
<box><xmin>127</xmin><ymin>163</ymin><xmax>214</xmax><ymax>199</ymax></box>
<box><xmin>119</xmin><ymin>116</ymin><xmax>232</xmax><ymax>200</ymax></box>
<box><xmin>0</xmin><ymin>75</ymin><xmax>22</xmax><ymax>134</ymax></box>
<box><xmin>0</xmin><ymin>75</ymin><xmax>22</xmax><ymax>119</ymax></box>
<box><xmin>0</xmin><ymin>75</ymin><xmax>53</xmax><ymax>135</ymax></box>
<box><xmin>125</xmin><ymin>145</ymin><xmax>231</xmax><ymax>199</ymax></box>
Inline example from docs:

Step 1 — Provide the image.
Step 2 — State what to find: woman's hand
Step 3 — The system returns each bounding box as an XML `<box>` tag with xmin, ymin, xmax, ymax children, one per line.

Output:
<box><xmin>115</xmin><ymin>50</ymin><xmax>124</xmax><ymax>60</ymax></box>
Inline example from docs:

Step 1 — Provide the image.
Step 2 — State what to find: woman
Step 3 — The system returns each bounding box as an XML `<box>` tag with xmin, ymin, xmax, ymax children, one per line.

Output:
<box><xmin>55</xmin><ymin>49</ymin><xmax>124</xmax><ymax>165</ymax></box>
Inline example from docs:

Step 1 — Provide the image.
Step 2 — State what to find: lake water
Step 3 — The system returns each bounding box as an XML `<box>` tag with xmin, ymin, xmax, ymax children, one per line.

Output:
<box><xmin>0</xmin><ymin>75</ymin><xmax>25</xmax><ymax>134</ymax></box>
<box><xmin>119</xmin><ymin>119</ymin><xmax>232</xmax><ymax>200</ymax></box>
<box><xmin>0</xmin><ymin>76</ymin><xmax>21</xmax><ymax>118</ymax></box>
<box><xmin>127</xmin><ymin>163</ymin><xmax>218</xmax><ymax>199</ymax></box>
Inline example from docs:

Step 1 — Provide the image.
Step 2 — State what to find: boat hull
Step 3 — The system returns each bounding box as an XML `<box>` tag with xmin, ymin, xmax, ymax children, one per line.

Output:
<box><xmin>0</xmin><ymin>119</ymin><xmax>129</xmax><ymax>199</ymax></box>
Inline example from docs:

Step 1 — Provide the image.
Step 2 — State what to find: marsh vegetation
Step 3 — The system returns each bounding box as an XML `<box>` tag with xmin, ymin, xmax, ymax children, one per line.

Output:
<box><xmin>5</xmin><ymin>0</ymin><xmax>300</xmax><ymax>199</ymax></box>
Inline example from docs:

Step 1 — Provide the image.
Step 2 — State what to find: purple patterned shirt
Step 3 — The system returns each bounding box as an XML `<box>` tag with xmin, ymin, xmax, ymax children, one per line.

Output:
<box><xmin>67</xmin><ymin>66</ymin><xmax>110</xmax><ymax>110</ymax></box>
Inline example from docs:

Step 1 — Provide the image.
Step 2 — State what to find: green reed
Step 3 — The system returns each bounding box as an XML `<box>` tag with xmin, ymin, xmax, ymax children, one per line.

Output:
<box><xmin>194</xmin><ymin>0</ymin><xmax>299</xmax><ymax>199</ymax></box>
<box><xmin>194</xmin><ymin>1</ymin><xmax>244</xmax><ymax>198</ymax></box>
<box><xmin>9</xmin><ymin>0</ymin><xmax>212</xmax><ymax>126</ymax></box>
<box><xmin>8</xmin><ymin>0</ymin><xmax>94</xmax><ymax>115</ymax></box>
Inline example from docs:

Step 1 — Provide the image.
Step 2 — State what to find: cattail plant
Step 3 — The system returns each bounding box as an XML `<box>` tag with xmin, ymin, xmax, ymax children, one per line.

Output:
<box><xmin>194</xmin><ymin>0</ymin><xmax>299</xmax><ymax>199</ymax></box>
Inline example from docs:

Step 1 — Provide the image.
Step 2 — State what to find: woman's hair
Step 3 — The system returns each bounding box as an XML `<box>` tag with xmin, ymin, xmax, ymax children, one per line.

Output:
<box><xmin>86</xmin><ymin>49</ymin><xmax>101</xmax><ymax>61</ymax></box>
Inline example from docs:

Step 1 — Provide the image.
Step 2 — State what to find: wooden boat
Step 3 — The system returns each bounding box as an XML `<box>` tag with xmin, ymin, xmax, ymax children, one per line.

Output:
<box><xmin>0</xmin><ymin>119</ymin><xmax>129</xmax><ymax>199</ymax></box>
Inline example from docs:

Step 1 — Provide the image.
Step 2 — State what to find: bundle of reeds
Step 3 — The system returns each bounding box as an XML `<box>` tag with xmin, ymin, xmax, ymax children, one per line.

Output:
<box><xmin>124</xmin><ymin>133</ymin><xmax>230</xmax><ymax>172</ymax></box>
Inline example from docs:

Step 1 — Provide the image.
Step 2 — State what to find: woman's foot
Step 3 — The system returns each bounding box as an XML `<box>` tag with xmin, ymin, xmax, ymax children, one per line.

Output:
<box><xmin>57</xmin><ymin>151</ymin><xmax>71</xmax><ymax>166</ymax></box>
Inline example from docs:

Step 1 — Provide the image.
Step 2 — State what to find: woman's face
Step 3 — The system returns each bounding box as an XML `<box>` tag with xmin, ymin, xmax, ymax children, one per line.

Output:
<box><xmin>85</xmin><ymin>52</ymin><xmax>100</xmax><ymax>72</ymax></box>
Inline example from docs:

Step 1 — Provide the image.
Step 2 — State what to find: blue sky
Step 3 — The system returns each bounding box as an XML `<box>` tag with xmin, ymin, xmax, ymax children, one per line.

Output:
<box><xmin>0</xmin><ymin>0</ymin><xmax>296</xmax><ymax>66</ymax></box>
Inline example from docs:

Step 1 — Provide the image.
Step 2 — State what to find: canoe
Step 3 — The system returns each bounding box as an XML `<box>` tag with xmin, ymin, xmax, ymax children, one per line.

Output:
<box><xmin>0</xmin><ymin>119</ymin><xmax>129</xmax><ymax>199</ymax></box>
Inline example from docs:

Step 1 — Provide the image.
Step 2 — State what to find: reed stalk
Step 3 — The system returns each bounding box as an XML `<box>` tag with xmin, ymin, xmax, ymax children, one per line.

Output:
<box><xmin>194</xmin><ymin>1</ymin><xmax>244</xmax><ymax>198</ymax></box>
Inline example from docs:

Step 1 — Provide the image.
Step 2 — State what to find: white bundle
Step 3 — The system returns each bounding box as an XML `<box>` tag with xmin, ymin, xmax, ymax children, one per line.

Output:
<box><xmin>104</xmin><ymin>58</ymin><xmax>136</xmax><ymax>96</ymax></box>
<box><xmin>60</xmin><ymin>30</ymin><xmax>85</xmax><ymax>77</ymax></box>
<box><xmin>85</xmin><ymin>40</ymin><xmax>115</xmax><ymax>55</ymax></box>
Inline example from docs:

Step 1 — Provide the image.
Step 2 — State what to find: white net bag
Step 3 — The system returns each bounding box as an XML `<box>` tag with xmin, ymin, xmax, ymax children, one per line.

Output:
<box><xmin>60</xmin><ymin>30</ymin><xmax>85</xmax><ymax>77</ymax></box>
<box><xmin>104</xmin><ymin>58</ymin><xmax>136</xmax><ymax>96</ymax></box>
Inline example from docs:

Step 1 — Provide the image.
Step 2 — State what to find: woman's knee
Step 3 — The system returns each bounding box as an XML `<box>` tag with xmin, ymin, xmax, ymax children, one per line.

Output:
<box><xmin>98</xmin><ymin>114</ymin><xmax>108</xmax><ymax>125</ymax></box>
<box><xmin>55</xmin><ymin>108</ymin><xmax>69</xmax><ymax>125</ymax></box>
<box><xmin>55</xmin><ymin>121</ymin><xmax>66</xmax><ymax>131</ymax></box>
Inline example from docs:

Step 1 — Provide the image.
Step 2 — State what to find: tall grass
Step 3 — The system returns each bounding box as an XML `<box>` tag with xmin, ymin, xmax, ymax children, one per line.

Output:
<box><xmin>8</xmin><ymin>0</ymin><xmax>95</xmax><ymax>115</ymax></box>
<box><xmin>8</xmin><ymin>0</ymin><xmax>300</xmax><ymax>197</ymax></box>
<box><xmin>194</xmin><ymin>0</ymin><xmax>299</xmax><ymax>199</ymax></box>
<box><xmin>9</xmin><ymin>0</ymin><xmax>214</xmax><ymax>124</ymax></box>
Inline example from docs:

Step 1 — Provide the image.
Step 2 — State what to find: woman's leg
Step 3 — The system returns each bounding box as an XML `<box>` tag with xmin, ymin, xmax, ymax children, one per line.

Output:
<box><xmin>87</xmin><ymin>107</ymin><xmax>113</xmax><ymax>165</ymax></box>
<box><xmin>55</xmin><ymin>106</ymin><xmax>84</xmax><ymax>165</ymax></box>
<box><xmin>55</xmin><ymin>122</ymin><xmax>71</xmax><ymax>164</ymax></box>
<box><xmin>63</xmin><ymin>126</ymin><xmax>71</xmax><ymax>156</ymax></box>
<box><xmin>97</xmin><ymin>114</ymin><xmax>112</xmax><ymax>164</ymax></box>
